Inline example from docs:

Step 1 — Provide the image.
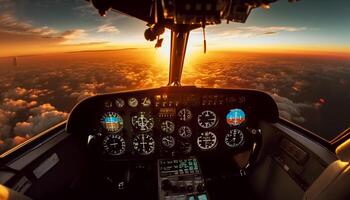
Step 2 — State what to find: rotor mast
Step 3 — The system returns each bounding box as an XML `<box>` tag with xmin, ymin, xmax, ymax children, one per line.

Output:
<box><xmin>168</xmin><ymin>29</ymin><xmax>189</xmax><ymax>86</ymax></box>
<box><xmin>89</xmin><ymin>0</ymin><xmax>288</xmax><ymax>86</ymax></box>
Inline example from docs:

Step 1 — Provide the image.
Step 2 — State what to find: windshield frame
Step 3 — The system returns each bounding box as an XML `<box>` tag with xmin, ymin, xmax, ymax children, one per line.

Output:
<box><xmin>0</xmin><ymin>121</ymin><xmax>66</xmax><ymax>162</ymax></box>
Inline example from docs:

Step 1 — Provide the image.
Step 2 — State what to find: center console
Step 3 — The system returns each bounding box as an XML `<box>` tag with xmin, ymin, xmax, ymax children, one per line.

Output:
<box><xmin>158</xmin><ymin>157</ymin><xmax>209</xmax><ymax>200</ymax></box>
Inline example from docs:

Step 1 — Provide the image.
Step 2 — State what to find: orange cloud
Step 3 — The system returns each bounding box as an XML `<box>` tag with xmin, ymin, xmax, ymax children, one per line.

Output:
<box><xmin>215</xmin><ymin>26</ymin><xmax>307</xmax><ymax>38</ymax></box>
<box><xmin>60</xmin><ymin>29</ymin><xmax>86</xmax><ymax>39</ymax></box>
<box><xmin>97</xmin><ymin>24</ymin><xmax>119</xmax><ymax>33</ymax></box>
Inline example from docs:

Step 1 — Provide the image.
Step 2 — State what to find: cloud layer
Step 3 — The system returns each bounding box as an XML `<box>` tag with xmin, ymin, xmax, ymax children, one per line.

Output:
<box><xmin>0</xmin><ymin>49</ymin><xmax>349</xmax><ymax>153</ymax></box>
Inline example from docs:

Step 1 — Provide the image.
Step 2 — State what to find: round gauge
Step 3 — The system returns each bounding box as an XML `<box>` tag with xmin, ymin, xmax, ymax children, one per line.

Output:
<box><xmin>104</xmin><ymin>100</ymin><xmax>113</xmax><ymax>108</ymax></box>
<box><xmin>161</xmin><ymin>120</ymin><xmax>175</xmax><ymax>134</ymax></box>
<box><xmin>197</xmin><ymin>131</ymin><xmax>217</xmax><ymax>150</ymax></box>
<box><xmin>197</xmin><ymin>110</ymin><xmax>217</xmax><ymax>129</ymax></box>
<box><xmin>101</xmin><ymin>112</ymin><xmax>123</xmax><ymax>133</ymax></box>
<box><xmin>226</xmin><ymin>109</ymin><xmax>246</xmax><ymax>126</ymax></box>
<box><xmin>103</xmin><ymin>134</ymin><xmax>126</xmax><ymax>156</ymax></box>
<box><xmin>178</xmin><ymin>126</ymin><xmax>192</xmax><ymax>138</ymax></box>
<box><xmin>179</xmin><ymin>142</ymin><xmax>192</xmax><ymax>154</ymax></box>
<box><xmin>133</xmin><ymin>134</ymin><xmax>155</xmax><ymax>155</ymax></box>
<box><xmin>141</xmin><ymin>97</ymin><xmax>151</xmax><ymax>107</ymax></box>
<box><xmin>115</xmin><ymin>98</ymin><xmax>125</xmax><ymax>108</ymax></box>
<box><xmin>225</xmin><ymin>129</ymin><xmax>244</xmax><ymax>148</ymax></box>
<box><xmin>178</xmin><ymin>108</ymin><xmax>192</xmax><ymax>122</ymax></box>
<box><xmin>131</xmin><ymin>112</ymin><xmax>154</xmax><ymax>132</ymax></box>
<box><xmin>128</xmin><ymin>97</ymin><xmax>138</xmax><ymax>107</ymax></box>
<box><xmin>161</xmin><ymin>135</ymin><xmax>175</xmax><ymax>148</ymax></box>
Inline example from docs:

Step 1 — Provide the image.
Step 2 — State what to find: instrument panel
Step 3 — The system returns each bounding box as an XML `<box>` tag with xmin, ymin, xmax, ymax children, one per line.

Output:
<box><xmin>66</xmin><ymin>86</ymin><xmax>278</xmax><ymax>160</ymax></box>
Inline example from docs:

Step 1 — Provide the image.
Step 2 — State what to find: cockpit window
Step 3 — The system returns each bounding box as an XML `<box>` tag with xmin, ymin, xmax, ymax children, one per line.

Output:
<box><xmin>0</xmin><ymin>0</ymin><xmax>349</xmax><ymax>154</ymax></box>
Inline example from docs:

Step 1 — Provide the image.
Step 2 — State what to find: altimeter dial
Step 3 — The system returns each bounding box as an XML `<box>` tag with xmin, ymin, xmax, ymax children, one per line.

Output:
<box><xmin>103</xmin><ymin>134</ymin><xmax>126</xmax><ymax>156</ymax></box>
<box><xmin>198</xmin><ymin>110</ymin><xmax>217</xmax><ymax>129</ymax></box>
<box><xmin>133</xmin><ymin>134</ymin><xmax>155</xmax><ymax>155</ymax></box>
<box><xmin>197</xmin><ymin>131</ymin><xmax>217</xmax><ymax>150</ymax></box>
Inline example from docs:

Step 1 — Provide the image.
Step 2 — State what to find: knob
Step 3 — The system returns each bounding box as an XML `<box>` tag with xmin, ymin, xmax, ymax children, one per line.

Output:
<box><xmin>187</xmin><ymin>185</ymin><xmax>194</xmax><ymax>192</ymax></box>
<box><xmin>197</xmin><ymin>183</ymin><xmax>206</xmax><ymax>192</ymax></box>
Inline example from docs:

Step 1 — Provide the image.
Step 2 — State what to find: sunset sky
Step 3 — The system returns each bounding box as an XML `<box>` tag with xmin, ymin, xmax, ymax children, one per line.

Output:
<box><xmin>0</xmin><ymin>0</ymin><xmax>350</xmax><ymax>57</ymax></box>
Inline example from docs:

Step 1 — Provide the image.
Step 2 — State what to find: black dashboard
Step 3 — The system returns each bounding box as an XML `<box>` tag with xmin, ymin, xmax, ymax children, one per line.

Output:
<box><xmin>66</xmin><ymin>86</ymin><xmax>278</xmax><ymax>161</ymax></box>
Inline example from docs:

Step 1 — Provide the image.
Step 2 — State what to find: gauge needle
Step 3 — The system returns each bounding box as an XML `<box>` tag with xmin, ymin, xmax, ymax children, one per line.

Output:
<box><xmin>141</xmin><ymin>135</ymin><xmax>146</xmax><ymax>149</ymax></box>
<box><xmin>110</xmin><ymin>143</ymin><xmax>119</xmax><ymax>146</ymax></box>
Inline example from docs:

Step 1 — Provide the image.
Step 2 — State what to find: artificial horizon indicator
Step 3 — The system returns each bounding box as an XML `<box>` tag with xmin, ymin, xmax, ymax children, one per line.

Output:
<box><xmin>226</xmin><ymin>109</ymin><xmax>246</xmax><ymax>126</ymax></box>
<box><xmin>101</xmin><ymin>112</ymin><xmax>123</xmax><ymax>133</ymax></box>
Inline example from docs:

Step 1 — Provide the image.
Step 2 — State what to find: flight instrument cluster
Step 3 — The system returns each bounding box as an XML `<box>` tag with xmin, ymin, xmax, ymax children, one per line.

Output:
<box><xmin>66</xmin><ymin>87</ymin><xmax>278</xmax><ymax>160</ymax></box>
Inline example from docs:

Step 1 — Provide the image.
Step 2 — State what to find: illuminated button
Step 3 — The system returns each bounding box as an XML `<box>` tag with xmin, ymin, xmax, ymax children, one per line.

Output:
<box><xmin>197</xmin><ymin>183</ymin><xmax>206</xmax><ymax>193</ymax></box>
<box><xmin>197</xmin><ymin>194</ymin><xmax>208</xmax><ymax>200</ymax></box>
<box><xmin>155</xmin><ymin>95</ymin><xmax>161</xmax><ymax>101</ymax></box>
<box><xmin>187</xmin><ymin>195</ymin><xmax>195</xmax><ymax>200</ymax></box>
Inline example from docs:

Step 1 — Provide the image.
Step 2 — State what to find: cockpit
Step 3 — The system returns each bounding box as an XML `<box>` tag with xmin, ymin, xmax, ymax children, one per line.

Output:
<box><xmin>66</xmin><ymin>86</ymin><xmax>278</xmax><ymax>199</ymax></box>
<box><xmin>0</xmin><ymin>0</ymin><xmax>349</xmax><ymax>200</ymax></box>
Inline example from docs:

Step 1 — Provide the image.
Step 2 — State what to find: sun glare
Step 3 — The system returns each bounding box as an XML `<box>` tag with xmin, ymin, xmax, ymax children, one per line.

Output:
<box><xmin>153</xmin><ymin>30</ymin><xmax>203</xmax><ymax>70</ymax></box>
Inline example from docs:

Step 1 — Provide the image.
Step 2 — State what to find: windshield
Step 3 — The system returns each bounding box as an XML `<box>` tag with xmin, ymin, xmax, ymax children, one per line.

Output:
<box><xmin>0</xmin><ymin>0</ymin><xmax>349</xmax><ymax>154</ymax></box>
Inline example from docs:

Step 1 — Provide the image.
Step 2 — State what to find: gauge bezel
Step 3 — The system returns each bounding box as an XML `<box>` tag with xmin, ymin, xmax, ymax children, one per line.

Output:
<box><xmin>160</xmin><ymin>120</ymin><xmax>175</xmax><ymax>134</ymax></box>
<box><xmin>226</xmin><ymin>108</ymin><xmax>246</xmax><ymax>127</ymax></box>
<box><xmin>178</xmin><ymin>108</ymin><xmax>192</xmax><ymax>122</ymax></box>
<box><xmin>161</xmin><ymin>135</ymin><xmax>175</xmax><ymax>148</ymax></box>
<box><xmin>131</xmin><ymin>111</ymin><xmax>154</xmax><ymax>132</ymax></box>
<box><xmin>132</xmin><ymin>133</ymin><xmax>156</xmax><ymax>155</ymax></box>
<box><xmin>178</xmin><ymin>125</ymin><xmax>192</xmax><ymax>138</ymax></box>
<box><xmin>100</xmin><ymin>112</ymin><xmax>124</xmax><ymax>133</ymax></box>
<box><xmin>141</xmin><ymin>97</ymin><xmax>152</xmax><ymax>107</ymax></box>
<box><xmin>196</xmin><ymin>131</ymin><xmax>218</xmax><ymax>151</ymax></box>
<box><xmin>115</xmin><ymin>98</ymin><xmax>125</xmax><ymax>108</ymax></box>
<box><xmin>224</xmin><ymin>129</ymin><xmax>245</xmax><ymax>148</ymax></box>
<box><xmin>103</xmin><ymin>134</ymin><xmax>126</xmax><ymax>156</ymax></box>
<box><xmin>128</xmin><ymin>97</ymin><xmax>139</xmax><ymax>107</ymax></box>
<box><xmin>197</xmin><ymin>110</ymin><xmax>218</xmax><ymax>129</ymax></box>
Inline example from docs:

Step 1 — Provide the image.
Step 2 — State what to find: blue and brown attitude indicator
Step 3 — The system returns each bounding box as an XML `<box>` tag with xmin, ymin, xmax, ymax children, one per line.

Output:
<box><xmin>226</xmin><ymin>109</ymin><xmax>246</xmax><ymax>126</ymax></box>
